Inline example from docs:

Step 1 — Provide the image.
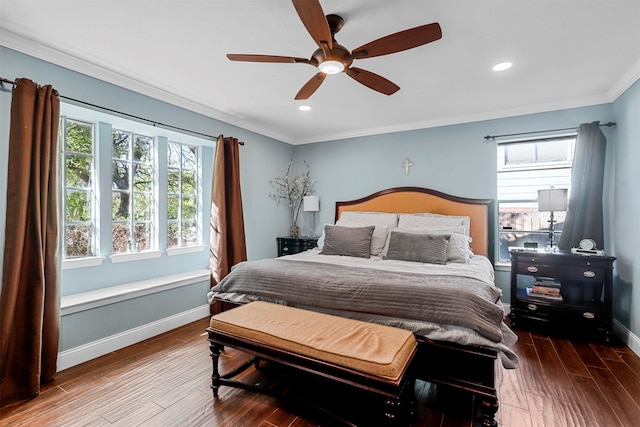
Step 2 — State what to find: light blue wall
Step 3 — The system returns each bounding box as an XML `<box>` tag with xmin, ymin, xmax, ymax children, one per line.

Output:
<box><xmin>0</xmin><ymin>47</ymin><xmax>293</xmax><ymax>350</ymax></box>
<box><xmin>611</xmin><ymin>79</ymin><xmax>640</xmax><ymax>334</ymax></box>
<box><xmin>2</xmin><ymin>45</ymin><xmax>639</xmax><ymax>350</ymax></box>
<box><xmin>293</xmin><ymin>104</ymin><xmax>617</xmax><ymax>301</ymax></box>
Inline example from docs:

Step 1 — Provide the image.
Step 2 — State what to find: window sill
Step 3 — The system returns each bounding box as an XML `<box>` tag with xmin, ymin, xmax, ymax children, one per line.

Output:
<box><xmin>61</xmin><ymin>268</ymin><xmax>210</xmax><ymax>315</ymax></box>
<box><xmin>166</xmin><ymin>244</ymin><xmax>206</xmax><ymax>256</ymax></box>
<box><xmin>494</xmin><ymin>261</ymin><xmax>511</xmax><ymax>272</ymax></box>
<box><xmin>62</xmin><ymin>256</ymin><xmax>105</xmax><ymax>270</ymax></box>
<box><xmin>110</xmin><ymin>250</ymin><xmax>162</xmax><ymax>264</ymax></box>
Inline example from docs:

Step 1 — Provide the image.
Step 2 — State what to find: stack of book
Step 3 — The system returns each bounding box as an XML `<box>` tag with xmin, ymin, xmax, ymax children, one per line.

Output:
<box><xmin>526</xmin><ymin>277</ymin><xmax>563</xmax><ymax>301</ymax></box>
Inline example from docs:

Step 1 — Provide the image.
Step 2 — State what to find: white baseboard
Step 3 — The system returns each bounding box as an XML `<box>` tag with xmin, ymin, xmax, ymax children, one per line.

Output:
<box><xmin>57</xmin><ymin>304</ymin><xmax>210</xmax><ymax>372</ymax></box>
<box><xmin>613</xmin><ymin>319</ymin><xmax>640</xmax><ymax>357</ymax></box>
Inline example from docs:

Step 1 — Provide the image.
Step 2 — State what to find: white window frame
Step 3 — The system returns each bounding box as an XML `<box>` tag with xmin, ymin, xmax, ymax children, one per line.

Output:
<box><xmin>61</xmin><ymin>116</ymin><xmax>97</xmax><ymax>259</ymax></box>
<box><xmin>497</xmin><ymin>134</ymin><xmax>576</xmax><ymax>264</ymax></box>
<box><xmin>167</xmin><ymin>141</ymin><xmax>200</xmax><ymax>249</ymax></box>
<box><xmin>59</xmin><ymin>103</ymin><xmax>208</xmax><ymax>269</ymax></box>
<box><xmin>111</xmin><ymin>128</ymin><xmax>157</xmax><ymax>254</ymax></box>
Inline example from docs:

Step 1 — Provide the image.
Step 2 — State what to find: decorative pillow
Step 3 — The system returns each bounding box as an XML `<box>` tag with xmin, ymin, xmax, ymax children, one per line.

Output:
<box><xmin>396</xmin><ymin>227</ymin><xmax>472</xmax><ymax>263</ymax></box>
<box><xmin>336</xmin><ymin>212</ymin><xmax>398</xmax><ymax>256</ymax></box>
<box><xmin>335</xmin><ymin>220</ymin><xmax>390</xmax><ymax>256</ymax></box>
<box><xmin>384</xmin><ymin>230</ymin><xmax>449</xmax><ymax>264</ymax></box>
<box><xmin>398</xmin><ymin>214</ymin><xmax>470</xmax><ymax>236</ymax></box>
<box><xmin>319</xmin><ymin>225</ymin><xmax>375</xmax><ymax>258</ymax></box>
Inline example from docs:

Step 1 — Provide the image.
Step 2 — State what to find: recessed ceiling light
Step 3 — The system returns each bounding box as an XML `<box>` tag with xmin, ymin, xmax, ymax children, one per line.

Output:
<box><xmin>298</xmin><ymin>105</ymin><xmax>312</xmax><ymax>111</ymax></box>
<box><xmin>493</xmin><ymin>62</ymin><xmax>512</xmax><ymax>72</ymax></box>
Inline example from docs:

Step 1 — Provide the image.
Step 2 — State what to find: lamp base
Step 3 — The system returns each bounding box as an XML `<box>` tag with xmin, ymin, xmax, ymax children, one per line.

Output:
<box><xmin>304</xmin><ymin>212</ymin><xmax>317</xmax><ymax>238</ymax></box>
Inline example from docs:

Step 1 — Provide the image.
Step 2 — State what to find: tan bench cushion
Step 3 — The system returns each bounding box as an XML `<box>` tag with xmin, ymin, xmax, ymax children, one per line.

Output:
<box><xmin>210</xmin><ymin>301</ymin><xmax>417</xmax><ymax>381</ymax></box>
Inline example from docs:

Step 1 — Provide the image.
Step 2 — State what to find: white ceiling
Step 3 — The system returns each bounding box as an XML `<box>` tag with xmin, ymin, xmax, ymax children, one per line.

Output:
<box><xmin>1</xmin><ymin>0</ymin><xmax>639</xmax><ymax>145</ymax></box>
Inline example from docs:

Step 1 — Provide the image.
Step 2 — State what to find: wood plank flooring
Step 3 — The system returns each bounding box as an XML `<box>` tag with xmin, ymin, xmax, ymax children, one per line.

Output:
<box><xmin>2</xmin><ymin>317</ymin><xmax>640</xmax><ymax>426</ymax></box>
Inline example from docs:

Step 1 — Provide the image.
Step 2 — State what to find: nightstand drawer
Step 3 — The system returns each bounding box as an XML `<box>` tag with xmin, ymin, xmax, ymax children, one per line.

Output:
<box><xmin>516</xmin><ymin>300</ymin><xmax>604</xmax><ymax>323</ymax></box>
<box><xmin>516</xmin><ymin>262</ymin><xmax>556</xmax><ymax>277</ymax></box>
<box><xmin>277</xmin><ymin>237</ymin><xmax>318</xmax><ymax>257</ymax></box>
<box><xmin>516</xmin><ymin>262</ymin><xmax>605</xmax><ymax>281</ymax></box>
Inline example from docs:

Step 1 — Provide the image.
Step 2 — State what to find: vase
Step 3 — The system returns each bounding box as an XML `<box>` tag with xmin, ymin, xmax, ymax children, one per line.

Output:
<box><xmin>290</xmin><ymin>225</ymin><xmax>299</xmax><ymax>239</ymax></box>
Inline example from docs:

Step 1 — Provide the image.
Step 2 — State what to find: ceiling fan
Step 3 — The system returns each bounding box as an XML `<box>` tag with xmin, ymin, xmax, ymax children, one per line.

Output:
<box><xmin>226</xmin><ymin>0</ymin><xmax>442</xmax><ymax>100</ymax></box>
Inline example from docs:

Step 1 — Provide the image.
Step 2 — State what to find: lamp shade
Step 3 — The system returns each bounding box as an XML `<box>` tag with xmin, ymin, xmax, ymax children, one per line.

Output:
<box><xmin>303</xmin><ymin>195</ymin><xmax>320</xmax><ymax>212</ymax></box>
<box><xmin>538</xmin><ymin>188</ymin><xmax>568</xmax><ymax>212</ymax></box>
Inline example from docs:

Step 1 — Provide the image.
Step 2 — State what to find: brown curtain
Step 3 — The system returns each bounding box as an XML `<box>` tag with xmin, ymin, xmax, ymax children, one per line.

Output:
<box><xmin>558</xmin><ymin>122</ymin><xmax>607</xmax><ymax>251</ymax></box>
<box><xmin>1</xmin><ymin>78</ymin><xmax>61</xmax><ymax>407</ymax></box>
<box><xmin>210</xmin><ymin>135</ymin><xmax>247</xmax><ymax>288</ymax></box>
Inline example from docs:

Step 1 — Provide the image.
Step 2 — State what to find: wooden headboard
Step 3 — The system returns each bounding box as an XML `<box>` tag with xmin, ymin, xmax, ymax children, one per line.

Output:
<box><xmin>335</xmin><ymin>187</ymin><xmax>495</xmax><ymax>260</ymax></box>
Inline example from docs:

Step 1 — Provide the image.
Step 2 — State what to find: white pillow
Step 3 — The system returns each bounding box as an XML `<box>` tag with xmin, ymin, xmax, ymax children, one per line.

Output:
<box><xmin>336</xmin><ymin>212</ymin><xmax>398</xmax><ymax>256</ymax></box>
<box><xmin>338</xmin><ymin>211</ymin><xmax>398</xmax><ymax>228</ymax></box>
<box><xmin>446</xmin><ymin>233</ymin><xmax>473</xmax><ymax>263</ymax></box>
<box><xmin>398</xmin><ymin>214</ymin><xmax>470</xmax><ymax>236</ymax></box>
<box><xmin>415</xmin><ymin>212</ymin><xmax>470</xmax><ymax>230</ymax></box>
<box><xmin>316</xmin><ymin>223</ymin><xmax>332</xmax><ymax>249</ymax></box>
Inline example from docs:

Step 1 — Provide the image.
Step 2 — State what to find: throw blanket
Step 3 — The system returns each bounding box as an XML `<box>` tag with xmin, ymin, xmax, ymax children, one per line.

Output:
<box><xmin>210</xmin><ymin>258</ymin><xmax>505</xmax><ymax>344</ymax></box>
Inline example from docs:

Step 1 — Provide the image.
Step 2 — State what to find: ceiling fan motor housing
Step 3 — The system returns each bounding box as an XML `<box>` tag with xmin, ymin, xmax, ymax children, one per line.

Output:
<box><xmin>312</xmin><ymin>43</ymin><xmax>353</xmax><ymax>71</ymax></box>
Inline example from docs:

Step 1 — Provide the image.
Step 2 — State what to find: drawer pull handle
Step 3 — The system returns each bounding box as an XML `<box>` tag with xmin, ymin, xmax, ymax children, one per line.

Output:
<box><xmin>527</xmin><ymin>266</ymin><xmax>538</xmax><ymax>273</ymax></box>
<box><xmin>527</xmin><ymin>304</ymin><xmax>538</xmax><ymax>311</ymax></box>
<box><xmin>283</xmin><ymin>247</ymin><xmax>289</xmax><ymax>252</ymax></box>
<box><xmin>583</xmin><ymin>312</ymin><xmax>595</xmax><ymax>319</ymax></box>
<box><xmin>583</xmin><ymin>271</ymin><xmax>596</xmax><ymax>278</ymax></box>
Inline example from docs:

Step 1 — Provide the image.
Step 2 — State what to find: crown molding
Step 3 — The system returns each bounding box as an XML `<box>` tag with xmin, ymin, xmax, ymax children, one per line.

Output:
<box><xmin>3</xmin><ymin>28</ymin><xmax>638</xmax><ymax>146</ymax></box>
<box><xmin>294</xmin><ymin>93</ymin><xmax>615</xmax><ymax>145</ymax></box>
<box><xmin>606</xmin><ymin>57</ymin><xmax>640</xmax><ymax>102</ymax></box>
<box><xmin>0</xmin><ymin>28</ymin><xmax>294</xmax><ymax>144</ymax></box>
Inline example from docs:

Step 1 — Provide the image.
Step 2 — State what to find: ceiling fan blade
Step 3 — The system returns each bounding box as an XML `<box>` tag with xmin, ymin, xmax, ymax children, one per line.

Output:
<box><xmin>295</xmin><ymin>72</ymin><xmax>327</xmax><ymax>100</ymax></box>
<box><xmin>346</xmin><ymin>67</ymin><xmax>400</xmax><ymax>95</ymax></box>
<box><xmin>351</xmin><ymin>22</ymin><xmax>442</xmax><ymax>59</ymax></box>
<box><xmin>292</xmin><ymin>0</ymin><xmax>333</xmax><ymax>50</ymax></box>
<box><xmin>227</xmin><ymin>54</ymin><xmax>310</xmax><ymax>64</ymax></box>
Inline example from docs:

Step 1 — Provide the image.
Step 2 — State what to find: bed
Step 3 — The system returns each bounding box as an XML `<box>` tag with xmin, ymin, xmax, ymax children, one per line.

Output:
<box><xmin>208</xmin><ymin>187</ymin><xmax>518</xmax><ymax>427</ymax></box>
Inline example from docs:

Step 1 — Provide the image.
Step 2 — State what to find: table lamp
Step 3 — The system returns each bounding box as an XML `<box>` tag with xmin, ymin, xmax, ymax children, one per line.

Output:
<box><xmin>537</xmin><ymin>187</ymin><xmax>568</xmax><ymax>249</ymax></box>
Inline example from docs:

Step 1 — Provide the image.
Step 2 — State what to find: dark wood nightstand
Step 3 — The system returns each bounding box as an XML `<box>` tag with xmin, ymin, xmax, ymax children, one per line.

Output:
<box><xmin>509</xmin><ymin>249</ymin><xmax>616</xmax><ymax>342</ymax></box>
<box><xmin>277</xmin><ymin>237</ymin><xmax>318</xmax><ymax>257</ymax></box>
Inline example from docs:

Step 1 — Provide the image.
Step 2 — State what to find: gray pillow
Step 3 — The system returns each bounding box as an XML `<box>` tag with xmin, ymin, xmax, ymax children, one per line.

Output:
<box><xmin>384</xmin><ymin>231</ymin><xmax>449</xmax><ymax>264</ymax></box>
<box><xmin>319</xmin><ymin>225</ymin><xmax>375</xmax><ymax>258</ymax></box>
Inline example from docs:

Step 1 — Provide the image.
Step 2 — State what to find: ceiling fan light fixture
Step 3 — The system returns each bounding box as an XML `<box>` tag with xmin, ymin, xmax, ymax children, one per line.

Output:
<box><xmin>318</xmin><ymin>59</ymin><xmax>344</xmax><ymax>74</ymax></box>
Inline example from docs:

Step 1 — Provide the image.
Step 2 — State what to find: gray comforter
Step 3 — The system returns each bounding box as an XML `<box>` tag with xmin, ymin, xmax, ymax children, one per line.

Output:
<box><xmin>209</xmin><ymin>256</ymin><xmax>519</xmax><ymax>368</ymax></box>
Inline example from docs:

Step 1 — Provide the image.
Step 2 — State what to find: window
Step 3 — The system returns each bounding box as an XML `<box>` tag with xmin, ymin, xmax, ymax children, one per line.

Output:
<box><xmin>497</xmin><ymin>135</ymin><xmax>576</xmax><ymax>262</ymax></box>
<box><xmin>167</xmin><ymin>141</ymin><xmax>198</xmax><ymax>248</ymax></box>
<box><xmin>59</xmin><ymin>102</ymin><xmax>207</xmax><ymax>265</ymax></box>
<box><xmin>61</xmin><ymin>117</ymin><xmax>96</xmax><ymax>258</ymax></box>
<box><xmin>112</xmin><ymin>130</ymin><xmax>155</xmax><ymax>253</ymax></box>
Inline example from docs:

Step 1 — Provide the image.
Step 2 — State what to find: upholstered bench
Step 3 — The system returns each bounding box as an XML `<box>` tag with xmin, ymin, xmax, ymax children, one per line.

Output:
<box><xmin>206</xmin><ymin>301</ymin><xmax>418</xmax><ymax>425</ymax></box>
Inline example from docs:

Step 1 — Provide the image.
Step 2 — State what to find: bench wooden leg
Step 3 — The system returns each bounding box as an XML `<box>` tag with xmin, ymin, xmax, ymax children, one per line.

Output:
<box><xmin>382</xmin><ymin>377</ymin><xmax>416</xmax><ymax>423</ymax></box>
<box><xmin>209</xmin><ymin>342</ymin><xmax>224</xmax><ymax>398</ymax></box>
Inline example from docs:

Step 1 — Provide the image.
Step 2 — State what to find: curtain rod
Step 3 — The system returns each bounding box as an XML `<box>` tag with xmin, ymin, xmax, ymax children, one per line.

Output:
<box><xmin>1</xmin><ymin>77</ymin><xmax>243</xmax><ymax>145</ymax></box>
<box><xmin>484</xmin><ymin>121</ymin><xmax>616</xmax><ymax>141</ymax></box>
